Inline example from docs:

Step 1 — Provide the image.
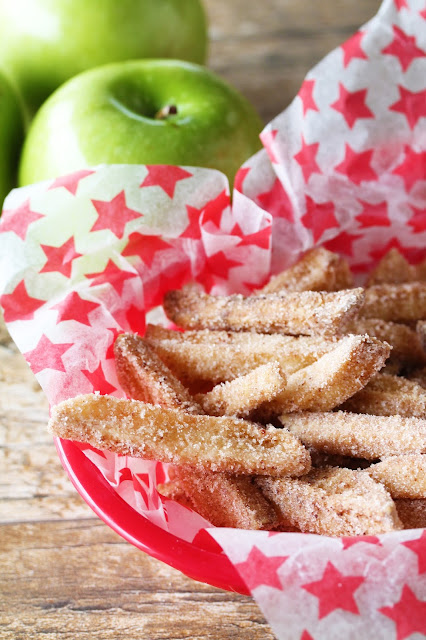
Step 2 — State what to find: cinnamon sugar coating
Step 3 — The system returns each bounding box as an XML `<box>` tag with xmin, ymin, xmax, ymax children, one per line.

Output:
<box><xmin>49</xmin><ymin>394</ymin><xmax>311</xmax><ymax>477</ymax></box>
<box><xmin>283</xmin><ymin>411</ymin><xmax>426</xmax><ymax>459</ymax></box>
<box><xmin>256</xmin><ymin>467</ymin><xmax>402</xmax><ymax>536</ymax></box>
<box><xmin>367</xmin><ymin>455</ymin><xmax>426</xmax><ymax>499</ymax></box>
<box><xmin>114</xmin><ymin>333</ymin><xmax>202</xmax><ymax>414</ymax></box>
<box><xmin>164</xmin><ymin>286</ymin><xmax>364</xmax><ymax>335</ymax></box>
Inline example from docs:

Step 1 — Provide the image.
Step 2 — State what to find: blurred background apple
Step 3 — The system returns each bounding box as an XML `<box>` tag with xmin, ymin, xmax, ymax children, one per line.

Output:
<box><xmin>0</xmin><ymin>71</ymin><xmax>24</xmax><ymax>206</ymax></box>
<box><xmin>19</xmin><ymin>60</ymin><xmax>263</xmax><ymax>189</ymax></box>
<box><xmin>0</xmin><ymin>0</ymin><xmax>208</xmax><ymax>119</ymax></box>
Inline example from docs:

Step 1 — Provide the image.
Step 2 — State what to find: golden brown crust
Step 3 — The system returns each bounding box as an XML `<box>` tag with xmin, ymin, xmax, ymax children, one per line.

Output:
<box><xmin>163</xmin><ymin>285</ymin><xmax>365</xmax><ymax>335</ymax></box>
<box><xmin>366</xmin><ymin>249</ymin><xmax>417</xmax><ymax>286</ymax></box>
<box><xmin>361</xmin><ymin>282</ymin><xmax>426</xmax><ymax>323</ymax></box>
<box><xmin>283</xmin><ymin>410</ymin><xmax>426</xmax><ymax>459</ymax></box>
<box><xmin>258</xmin><ymin>247</ymin><xmax>353</xmax><ymax>293</ymax></box>
<box><xmin>256</xmin><ymin>467</ymin><xmax>402</xmax><ymax>536</ymax></box>
<box><xmin>367</xmin><ymin>455</ymin><xmax>426</xmax><ymax>499</ymax></box>
<box><xmin>195</xmin><ymin>362</ymin><xmax>286</xmax><ymax>418</ymax></box>
<box><xmin>264</xmin><ymin>334</ymin><xmax>390</xmax><ymax>415</ymax></box>
<box><xmin>114</xmin><ymin>333</ymin><xmax>202</xmax><ymax>414</ymax></box>
<box><xmin>346</xmin><ymin>318</ymin><xmax>426</xmax><ymax>366</ymax></box>
<box><xmin>341</xmin><ymin>373</ymin><xmax>426</xmax><ymax>418</ymax></box>
<box><xmin>145</xmin><ymin>329</ymin><xmax>345</xmax><ymax>386</ymax></box>
<box><xmin>171</xmin><ymin>466</ymin><xmax>278</xmax><ymax>530</ymax></box>
<box><xmin>48</xmin><ymin>394</ymin><xmax>311</xmax><ymax>477</ymax></box>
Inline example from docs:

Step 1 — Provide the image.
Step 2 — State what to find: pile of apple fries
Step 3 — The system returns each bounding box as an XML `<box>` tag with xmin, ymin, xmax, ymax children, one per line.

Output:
<box><xmin>48</xmin><ymin>247</ymin><xmax>426</xmax><ymax>537</ymax></box>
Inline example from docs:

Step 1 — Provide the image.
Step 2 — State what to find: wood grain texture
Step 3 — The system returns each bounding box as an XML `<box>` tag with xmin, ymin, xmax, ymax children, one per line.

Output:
<box><xmin>1</xmin><ymin>1</ymin><xmax>381</xmax><ymax>637</ymax></box>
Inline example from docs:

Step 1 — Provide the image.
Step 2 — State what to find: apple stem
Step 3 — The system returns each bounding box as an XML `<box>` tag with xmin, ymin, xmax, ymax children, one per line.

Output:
<box><xmin>155</xmin><ymin>105</ymin><xmax>178</xmax><ymax>120</ymax></box>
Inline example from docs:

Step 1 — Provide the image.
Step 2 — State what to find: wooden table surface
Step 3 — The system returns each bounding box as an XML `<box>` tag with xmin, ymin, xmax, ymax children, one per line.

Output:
<box><xmin>1</xmin><ymin>2</ymin><xmax>380</xmax><ymax>638</ymax></box>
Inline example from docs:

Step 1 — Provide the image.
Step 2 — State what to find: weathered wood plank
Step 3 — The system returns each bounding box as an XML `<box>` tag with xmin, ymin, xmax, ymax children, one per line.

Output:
<box><xmin>0</xmin><ymin>520</ymin><xmax>275</xmax><ymax>640</ymax></box>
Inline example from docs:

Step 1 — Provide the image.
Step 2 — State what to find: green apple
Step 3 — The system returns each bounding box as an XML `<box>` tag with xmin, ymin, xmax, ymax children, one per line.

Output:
<box><xmin>0</xmin><ymin>0</ymin><xmax>207</xmax><ymax>117</ymax></box>
<box><xmin>19</xmin><ymin>60</ymin><xmax>263</xmax><ymax>188</ymax></box>
<box><xmin>0</xmin><ymin>71</ymin><xmax>24</xmax><ymax>207</ymax></box>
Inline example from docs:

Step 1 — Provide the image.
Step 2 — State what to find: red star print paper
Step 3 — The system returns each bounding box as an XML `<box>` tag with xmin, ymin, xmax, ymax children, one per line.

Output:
<box><xmin>236</xmin><ymin>0</ymin><xmax>426</xmax><ymax>276</ymax></box>
<box><xmin>1</xmin><ymin>0</ymin><xmax>426</xmax><ymax>638</ymax></box>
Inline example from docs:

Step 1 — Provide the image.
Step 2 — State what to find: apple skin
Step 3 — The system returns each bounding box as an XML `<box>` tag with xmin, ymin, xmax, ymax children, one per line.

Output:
<box><xmin>0</xmin><ymin>71</ymin><xmax>24</xmax><ymax>207</ymax></box>
<box><xmin>19</xmin><ymin>60</ymin><xmax>263</xmax><ymax>188</ymax></box>
<box><xmin>0</xmin><ymin>0</ymin><xmax>207</xmax><ymax>117</ymax></box>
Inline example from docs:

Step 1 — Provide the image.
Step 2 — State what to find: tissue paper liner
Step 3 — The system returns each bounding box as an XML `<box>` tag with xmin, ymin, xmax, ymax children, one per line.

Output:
<box><xmin>1</xmin><ymin>0</ymin><xmax>426</xmax><ymax>637</ymax></box>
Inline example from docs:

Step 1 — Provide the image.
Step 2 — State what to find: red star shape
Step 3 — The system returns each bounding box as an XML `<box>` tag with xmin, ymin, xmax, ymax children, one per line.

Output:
<box><xmin>180</xmin><ymin>205</ymin><xmax>203</xmax><ymax>240</ymax></box>
<box><xmin>90</xmin><ymin>191</ymin><xmax>142</xmax><ymax>239</ymax></box>
<box><xmin>200</xmin><ymin>189</ymin><xmax>230</xmax><ymax>227</ymax></box>
<box><xmin>294</xmin><ymin>136</ymin><xmax>321</xmax><ymax>182</ymax></box>
<box><xmin>380</xmin><ymin>586</ymin><xmax>426</xmax><ymax>640</ymax></box>
<box><xmin>82</xmin><ymin>362</ymin><xmax>116</xmax><ymax>395</ymax></box>
<box><xmin>408</xmin><ymin>205</ymin><xmax>426</xmax><ymax>233</ymax></box>
<box><xmin>356</xmin><ymin>199</ymin><xmax>390</xmax><ymax>228</ymax></box>
<box><xmin>234</xmin><ymin>546</ymin><xmax>286</xmax><ymax>591</ymax></box>
<box><xmin>23</xmin><ymin>334</ymin><xmax>73</xmax><ymax>374</ymax></box>
<box><xmin>301</xmin><ymin>196</ymin><xmax>339</xmax><ymax>242</ymax></box>
<box><xmin>334</xmin><ymin>145</ymin><xmax>377</xmax><ymax>184</ymax></box>
<box><xmin>330</xmin><ymin>84</ymin><xmax>374</xmax><ymax>128</ymax></box>
<box><xmin>390</xmin><ymin>86</ymin><xmax>426</xmax><ymax>129</ymax></box>
<box><xmin>303</xmin><ymin>562</ymin><xmax>364</xmax><ymax>620</ymax></box>
<box><xmin>341</xmin><ymin>535</ymin><xmax>381</xmax><ymax>550</ymax></box>
<box><xmin>421</xmin><ymin>8</ymin><xmax>426</xmax><ymax>19</ymax></box>
<box><xmin>140</xmin><ymin>165</ymin><xmax>193</xmax><ymax>198</ymax></box>
<box><xmin>260</xmin><ymin>129</ymin><xmax>279</xmax><ymax>163</ymax></box>
<box><xmin>52</xmin><ymin>291</ymin><xmax>99</xmax><ymax>326</ymax></box>
<box><xmin>233</xmin><ymin>166</ymin><xmax>250</xmax><ymax>193</ymax></box>
<box><xmin>341</xmin><ymin>31</ymin><xmax>368</xmax><ymax>68</ymax></box>
<box><xmin>300</xmin><ymin>632</ymin><xmax>314</xmax><ymax>640</ymax></box>
<box><xmin>392</xmin><ymin>147</ymin><xmax>426</xmax><ymax>192</ymax></box>
<box><xmin>394</xmin><ymin>0</ymin><xmax>408</xmax><ymax>8</ymax></box>
<box><xmin>403</xmin><ymin>531</ymin><xmax>426</xmax><ymax>574</ymax></box>
<box><xmin>86</xmin><ymin>260</ymin><xmax>138</xmax><ymax>296</ymax></box>
<box><xmin>323</xmin><ymin>231</ymin><xmax>361</xmax><ymax>256</ymax></box>
<box><xmin>40</xmin><ymin>236</ymin><xmax>82</xmax><ymax>278</ymax></box>
<box><xmin>257</xmin><ymin>178</ymin><xmax>294</xmax><ymax>222</ymax></box>
<box><xmin>381</xmin><ymin>25</ymin><xmax>425</xmax><ymax>72</ymax></box>
<box><xmin>122</xmin><ymin>232</ymin><xmax>172</xmax><ymax>267</ymax></box>
<box><xmin>231</xmin><ymin>223</ymin><xmax>271</xmax><ymax>249</ymax></box>
<box><xmin>298</xmin><ymin>79</ymin><xmax>319</xmax><ymax>116</ymax></box>
<box><xmin>48</xmin><ymin>169</ymin><xmax>95</xmax><ymax>195</ymax></box>
<box><xmin>1</xmin><ymin>280</ymin><xmax>44</xmax><ymax>323</ymax></box>
<box><xmin>0</xmin><ymin>199</ymin><xmax>44</xmax><ymax>240</ymax></box>
<box><xmin>204</xmin><ymin>251</ymin><xmax>243</xmax><ymax>280</ymax></box>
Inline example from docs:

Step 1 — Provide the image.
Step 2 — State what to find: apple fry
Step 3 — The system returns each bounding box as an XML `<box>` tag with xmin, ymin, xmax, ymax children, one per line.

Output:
<box><xmin>114</xmin><ymin>332</ymin><xmax>202</xmax><ymax>414</ymax></box>
<box><xmin>145</xmin><ymin>328</ymin><xmax>345</xmax><ymax>386</ymax></box>
<box><xmin>262</xmin><ymin>334</ymin><xmax>390</xmax><ymax>415</ymax></box>
<box><xmin>258</xmin><ymin>247</ymin><xmax>353</xmax><ymax>293</ymax></box>
<box><xmin>347</xmin><ymin>318</ymin><xmax>426</xmax><ymax>366</ymax></box>
<box><xmin>341</xmin><ymin>373</ymin><xmax>426</xmax><ymax>418</ymax></box>
<box><xmin>256</xmin><ymin>467</ymin><xmax>401</xmax><ymax>536</ymax></box>
<box><xmin>170</xmin><ymin>466</ymin><xmax>278</xmax><ymax>530</ymax></box>
<box><xmin>367</xmin><ymin>455</ymin><xmax>426</xmax><ymax>499</ymax></box>
<box><xmin>283</xmin><ymin>411</ymin><xmax>426</xmax><ymax>459</ymax></box>
<box><xmin>49</xmin><ymin>394</ymin><xmax>311</xmax><ymax>477</ymax></box>
<box><xmin>361</xmin><ymin>282</ymin><xmax>426</xmax><ymax>323</ymax></box>
<box><xmin>395</xmin><ymin>499</ymin><xmax>426</xmax><ymax>529</ymax></box>
<box><xmin>195</xmin><ymin>362</ymin><xmax>286</xmax><ymax>418</ymax></box>
<box><xmin>366</xmin><ymin>248</ymin><xmax>416</xmax><ymax>286</ymax></box>
<box><xmin>163</xmin><ymin>285</ymin><xmax>365</xmax><ymax>335</ymax></box>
